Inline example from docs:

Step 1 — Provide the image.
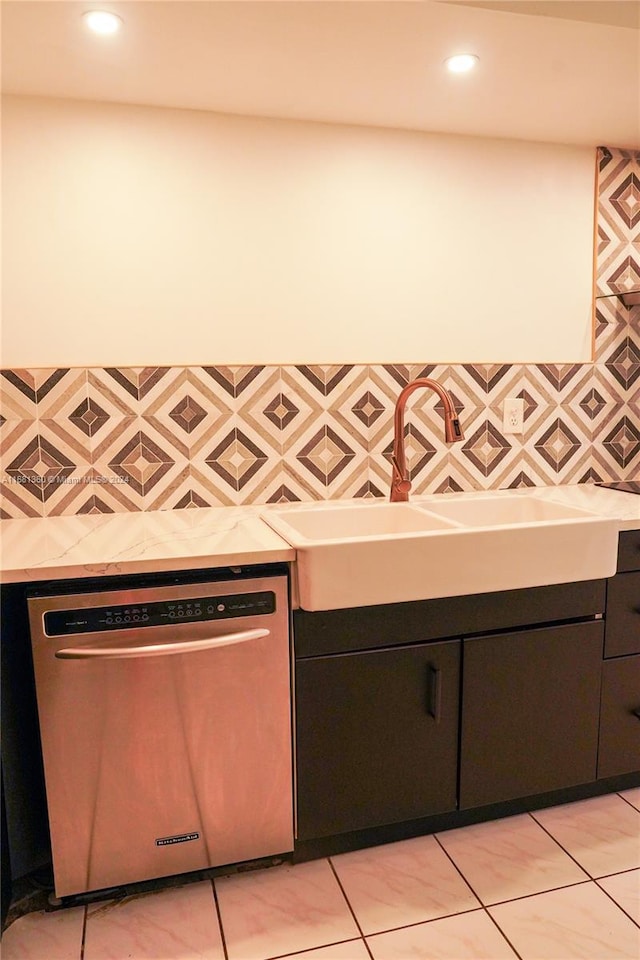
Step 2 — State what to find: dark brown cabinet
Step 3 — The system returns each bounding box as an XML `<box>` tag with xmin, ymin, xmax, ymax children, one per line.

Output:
<box><xmin>293</xmin><ymin>569</ymin><xmax>640</xmax><ymax>851</ymax></box>
<box><xmin>598</xmin><ymin>655</ymin><xmax>640</xmax><ymax>778</ymax></box>
<box><xmin>295</xmin><ymin>640</ymin><xmax>460</xmax><ymax>839</ymax></box>
<box><xmin>598</xmin><ymin>533</ymin><xmax>640</xmax><ymax>778</ymax></box>
<box><xmin>460</xmin><ymin>621</ymin><xmax>604</xmax><ymax>809</ymax></box>
<box><xmin>604</xmin><ymin>572</ymin><xmax>640</xmax><ymax>658</ymax></box>
<box><xmin>616</xmin><ymin>530</ymin><xmax>640</xmax><ymax>574</ymax></box>
<box><xmin>603</xmin><ymin>531</ymin><xmax>640</xmax><ymax>660</ymax></box>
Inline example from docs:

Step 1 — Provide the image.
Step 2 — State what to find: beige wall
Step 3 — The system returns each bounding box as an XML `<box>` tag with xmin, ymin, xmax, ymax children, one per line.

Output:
<box><xmin>1</xmin><ymin>95</ymin><xmax>595</xmax><ymax>367</ymax></box>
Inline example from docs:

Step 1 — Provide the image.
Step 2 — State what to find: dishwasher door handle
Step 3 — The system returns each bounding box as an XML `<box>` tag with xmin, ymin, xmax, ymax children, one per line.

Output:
<box><xmin>54</xmin><ymin>627</ymin><xmax>270</xmax><ymax>660</ymax></box>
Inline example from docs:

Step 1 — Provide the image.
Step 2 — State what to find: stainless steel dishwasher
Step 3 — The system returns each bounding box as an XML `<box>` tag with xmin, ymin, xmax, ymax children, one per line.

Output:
<box><xmin>28</xmin><ymin>571</ymin><xmax>293</xmax><ymax>899</ymax></box>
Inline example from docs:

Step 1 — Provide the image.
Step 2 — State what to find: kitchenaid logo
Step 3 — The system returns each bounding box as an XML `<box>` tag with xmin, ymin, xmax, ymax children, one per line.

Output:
<box><xmin>155</xmin><ymin>832</ymin><xmax>200</xmax><ymax>847</ymax></box>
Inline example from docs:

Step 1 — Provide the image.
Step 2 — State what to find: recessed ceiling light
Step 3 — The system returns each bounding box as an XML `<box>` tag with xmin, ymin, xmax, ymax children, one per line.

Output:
<box><xmin>83</xmin><ymin>10</ymin><xmax>123</xmax><ymax>36</ymax></box>
<box><xmin>445</xmin><ymin>54</ymin><xmax>479</xmax><ymax>74</ymax></box>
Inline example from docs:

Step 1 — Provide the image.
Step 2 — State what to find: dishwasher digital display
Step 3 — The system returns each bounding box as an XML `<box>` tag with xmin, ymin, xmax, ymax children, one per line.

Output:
<box><xmin>43</xmin><ymin>591</ymin><xmax>276</xmax><ymax>636</ymax></box>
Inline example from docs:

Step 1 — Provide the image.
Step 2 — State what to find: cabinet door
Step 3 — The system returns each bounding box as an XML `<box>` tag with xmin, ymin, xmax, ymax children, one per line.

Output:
<box><xmin>460</xmin><ymin>621</ymin><xmax>603</xmax><ymax>809</ymax></box>
<box><xmin>295</xmin><ymin>640</ymin><xmax>460</xmax><ymax>840</ymax></box>
<box><xmin>598</xmin><ymin>655</ymin><xmax>640</xmax><ymax>779</ymax></box>
<box><xmin>616</xmin><ymin>531</ymin><xmax>640</xmax><ymax>573</ymax></box>
<box><xmin>605</xmin><ymin>572</ymin><xmax>640</xmax><ymax>658</ymax></box>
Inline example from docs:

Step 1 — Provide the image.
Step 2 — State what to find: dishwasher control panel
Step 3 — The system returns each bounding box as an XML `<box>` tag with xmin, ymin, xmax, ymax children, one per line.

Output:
<box><xmin>44</xmin><ymin>591</ymin><xmax>276</xmax><ymax>636</ymax></box>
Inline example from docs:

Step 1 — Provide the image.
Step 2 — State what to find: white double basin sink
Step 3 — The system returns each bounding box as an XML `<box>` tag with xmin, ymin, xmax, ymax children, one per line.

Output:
<box><xmin>262</xmin><ymin>493</ymin><xmax>619</xmax><ymax>610</ymax></box>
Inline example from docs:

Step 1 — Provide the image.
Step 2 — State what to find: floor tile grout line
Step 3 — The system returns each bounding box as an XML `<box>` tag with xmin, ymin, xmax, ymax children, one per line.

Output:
<box><xmin>483</xmin><ymin>877</ymin><xmax>594</xmax><ymax>909</ymax></box>
<box><xmin>526</xmin><ymin>810</ymin><xmax>597</xmax><ymax>880</ymax></box>
<box><xmin>432</xmin><ymin>832</ymin><xmax>484</xmax><ymax>906</ymax></box>
<box><xmin>434</xmin><ymin>823</ymin><xmax>621</xmax><ymax>908</ymax></box>
<box><xmin>262</xmin><ymin>935</ymin><xmax>371</xmax><ymax>960</ymax></box>
<box><xmin>79</xmin><ymin>903</ymin><xmax>88</xmax><ymax>960</ymax></box>
<box><xmin>435</xmin><ymin>831</ymin><xmax>603</xmax><ymax>959</ymax></box>
<box><xmin>432</xmin><ymin>833</ymin><xmax>525</xmax><ymax>960</ymax></box>
<box><xmin>482</xmin><ymin>904</ymin><xmax>525</xmax><ymax>960</ymax></box>
<box><xmin>594</xmin><ymin>866</ymin><xmax>640</xmax><ymax>880</ymax></box>
<box><xmin>594</xmin><ymin>876</ymin><xmax>640</xmax><ymax>930</ymax></box>
<box><xmin>327</xmin><ymin>857</ymin><xmax>375</xmax><ymax>960</ymax></box>
<box><xmin>336</xmin><ymin>906</ymin><xmax>485</xmax><ymax>942</ymax></box>
<box><xmin>210</xmin><ymin>878</ymin><xmax>229</xmax><ymax>960</ymax></box>
<box><xmin>617</xmin><ymin>791</ymin><xmax>640</xmax><ymax>814</ymax></box>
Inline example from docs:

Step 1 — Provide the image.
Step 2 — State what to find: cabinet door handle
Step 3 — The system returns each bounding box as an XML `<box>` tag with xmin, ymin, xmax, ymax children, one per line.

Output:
<box><xmin>427</xmin><ymin>664</ymin><xmax>442</xmax><ymax>724</ymax></box>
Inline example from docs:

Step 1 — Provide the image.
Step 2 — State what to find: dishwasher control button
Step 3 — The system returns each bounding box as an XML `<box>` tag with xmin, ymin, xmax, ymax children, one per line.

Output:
<box><xmin>217</xmin><ymin>603</ymin><xmax>225</xmax><ymax>612</ymax></box>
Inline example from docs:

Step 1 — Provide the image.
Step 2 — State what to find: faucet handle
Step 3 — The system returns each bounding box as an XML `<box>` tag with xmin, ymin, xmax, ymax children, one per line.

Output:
<box><xmin>390</xmin><ymin>457</ymin><xmax>412</xmax><ymax>502</ymax></box>
<box><xmin>445</xmin><ymin>417</ymin><xmax>464</xmax><ymax>443</ymax></box>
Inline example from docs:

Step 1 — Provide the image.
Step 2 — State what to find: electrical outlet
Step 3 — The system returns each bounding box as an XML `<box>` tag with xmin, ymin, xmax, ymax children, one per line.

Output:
<box><xmin>502</xmin><ymin>397</ymin><xmax>524</xmax><ymax>434</ymax></box>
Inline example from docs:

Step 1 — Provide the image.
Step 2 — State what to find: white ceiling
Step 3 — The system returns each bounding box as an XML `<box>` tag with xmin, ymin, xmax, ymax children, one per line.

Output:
<box><xmin>2</xmin><ymin>1</ymin><xmax>639</xmax><ymax>148</ymax></box>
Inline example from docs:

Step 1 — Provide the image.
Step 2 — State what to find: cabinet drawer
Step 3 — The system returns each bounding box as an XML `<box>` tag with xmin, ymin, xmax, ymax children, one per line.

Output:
<box><xmin>605</xmin><ymin>572</ymin><xmax>640</xmax><ymax>658</ymax></box>
<box><xmin>617</xmin><ymin>531</ymin><xmax>640</xmax><ymax>573</ymax></box>
<box><xmin>598</xmin><ymin>655</ymin><xmax>640</xmax><ymax>779</ymax></box>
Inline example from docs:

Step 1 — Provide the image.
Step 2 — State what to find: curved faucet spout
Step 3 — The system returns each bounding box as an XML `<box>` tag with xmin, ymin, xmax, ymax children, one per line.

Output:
<box><xmin>390</xmin><ymin>378</ymin><xmax>464</xmax><ymax>502</ymax></box>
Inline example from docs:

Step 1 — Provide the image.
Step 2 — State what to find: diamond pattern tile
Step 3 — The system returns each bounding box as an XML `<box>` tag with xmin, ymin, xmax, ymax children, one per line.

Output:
<box><xmin>606</xmin><ymin>336</ymin><xmax>640</xmax><ymax>391</ymax></box>
<box><xmin>595</xmin><ymin>297</ymin><xmax>639</xmax><ymax>366</ymax></box>
<box><xmin>382</xmin><ymin>364</ymin><xmax>438</xmax><ymax>388</ymax></box>
<box><xmin>597</xmin><ymin>147</ymin><xmax>640</xmax><ymax>300</ymax></box>
<box><xmin>5</xmin><ymin>433</ymin><xmax>76</xmax><ymax>503</ymax></box>
<box><xmin>141</xmin><ymin>369</ymin><xmax>235</xmax><ymax>460</ymax></box>
<box><xmin>69</xmin><ymin>398</ymin><xmax>110</xmax><ymax>438</ymax></box>
<box><xmin>297</xmin><ymin>425</ymin><xmax>357</xmax><ymax>486</ymax></box>
<box><xmin>264</xmin><ymin>392</ymin><xmax>299</xmax><ymax>430</ymax></box>
<box><xmin>46</xmin><ymin>468</ymin><xmax>137</xmax><ymax>518</ymax></box>
<box><xmin>0</xmin><ymin>368</ymin><xmax>70</xmax><ymax>414</ymax></box>
<box><xmin>102</xmin><ymin>367</ymin><xmax>172</xmax><ymax>403</ymax></box>
<box><xmin>235</xmin><ymin>367</ymin><xmax>286</xmax><ymax>456</ymax></box>
<box><xmin>607</xmin><ymin>255</ymin><xmax>640</xmax><ymax>295</ymax></box>
<box><xmin>202</xmin><ymin>364</ymin><xmax>266</xmax><ymax>399</ymax></box>
<box><xmin>296</xmin><ymin>364</ymin><xmax>354</xmax><ymax>397</ymax></box>
<box><xmin>76</xmin><ymin>493</ymin><xmax>116</xmax><ymax>515</ymax></box>
<box><xmin>579</xmin><ymin>388</ymin><xmax>607</xmax><ymax>421</ymax></box>
<box><xmin>461</xmin><ymin>420</ymin><xmax>512</xmax><ymax>478</ymax></box>
<box><xmin>266</xmin><ymin>483</ymin><xmax>302</xmax><ymax>504</ymax></box>
<box><xmin>185</xmin><ymin>464</ymin><xmax>237</xmax><ymax>508</ymax></box>
<box><xmin>87</xmin><ymin>368</ymin><xmax>138</xmax><ymax>419</ymax></box>
<box><xmin>204</xmin><ymin>431</ymin><xmax>261</xmax><ymax>491</ymax></box>
<box><xmin>610</xmin><ymin>172</ymin><xmax>640</xmax><ymax>230</ymax></box>
<box><xmin>169</xmin><ymin>395</ymin><xmax>207</xmax><ymax>434</ymax></box>
<box><xmin>173</xmin><ymin>487</ymin><xmax>212</xmax><ymax>509</ymax></box>
<box><xmin>142</xmin><ymin>466</ymin><xmax>193</xmax><ymax>512</ymax></box>
<box><xmin>108</xmin><ymin>430</ymin><xmax>176</xmax><ymax>497</ymax></box>
<box><xmin>203</xmin><ymin>426</ymin><xmax>269</xmax><ymax>493</ymax></box>
<box><xmin>602</xmin><ymin>414</ymin><xmax>640</xmax><ymax>471</ymax></box>
<box><xmin>534</xmin><ymin>416</ymin><xmax>583</xmax><ymax>474</ymax></box>
<box><xmin>463</xmin><ymin>364</ymin><xmax>512</xmax><ymax>394</ymax></box>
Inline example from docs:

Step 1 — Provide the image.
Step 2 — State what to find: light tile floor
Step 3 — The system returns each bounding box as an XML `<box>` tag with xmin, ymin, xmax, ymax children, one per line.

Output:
<box><xmin>2</xmin><ymin>790</ymin><xmax>639</xmax><ymax>960</ymax></box>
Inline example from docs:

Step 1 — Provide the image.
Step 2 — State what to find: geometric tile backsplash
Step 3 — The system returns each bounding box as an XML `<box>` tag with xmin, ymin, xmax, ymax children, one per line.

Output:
<box><xmin>1</xmin><ymin>148</ymin><xmax>638</xmax><ymax>518</ymax></box>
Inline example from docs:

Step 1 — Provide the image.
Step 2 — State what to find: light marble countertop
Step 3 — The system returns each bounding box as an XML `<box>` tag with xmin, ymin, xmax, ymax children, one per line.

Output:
<box><xmin>0</xmin><ymin>506</ymin><xmax>295</xmax><ymax>584</ymax></box>
<box><xmin>0</xmin><ymin>484</ymin><xmax>638</xmax><ymax>584</ymax></box>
